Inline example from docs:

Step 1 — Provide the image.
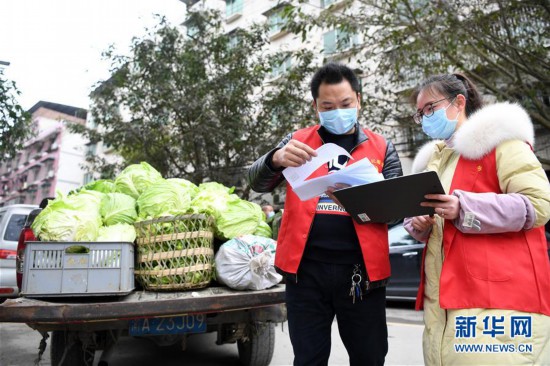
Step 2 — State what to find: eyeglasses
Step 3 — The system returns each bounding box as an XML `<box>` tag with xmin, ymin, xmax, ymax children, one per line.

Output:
<box><xmin>412</xmin><ymin>97</ymin><xmax>452</xmax><ymax>124</ymax></box>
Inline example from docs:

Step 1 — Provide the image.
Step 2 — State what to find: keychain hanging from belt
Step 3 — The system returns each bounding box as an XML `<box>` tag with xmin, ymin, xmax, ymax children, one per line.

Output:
<box><xmin>349</xmin><ymin>264</ymin><xmax>369</xmax><ymax>304</ymax></box>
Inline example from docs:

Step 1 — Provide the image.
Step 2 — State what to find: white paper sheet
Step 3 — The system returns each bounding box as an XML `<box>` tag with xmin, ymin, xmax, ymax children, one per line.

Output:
<box><xmin>282</xmin><ymin>143</ymin><xmax>383</xmax><ymax>201</ymax></box>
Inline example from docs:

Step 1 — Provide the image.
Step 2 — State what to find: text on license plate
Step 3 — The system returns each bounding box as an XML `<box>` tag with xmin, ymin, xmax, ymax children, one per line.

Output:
<box><xmin>129</xmin><ymin>314</ymin><xmax>206</xmax><ymax>336</ymax></box>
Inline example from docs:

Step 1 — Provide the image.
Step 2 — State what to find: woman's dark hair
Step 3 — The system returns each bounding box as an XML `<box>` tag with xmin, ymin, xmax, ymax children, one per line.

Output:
<box><xmin>310</xmin><ymin>62</ymin><xmax>361</xmax><ymax>100</ymax></box>
<box><xmin>410</xmin><ymin>73</ymin><xmax>484</xmax><ymax>117</ymax></box>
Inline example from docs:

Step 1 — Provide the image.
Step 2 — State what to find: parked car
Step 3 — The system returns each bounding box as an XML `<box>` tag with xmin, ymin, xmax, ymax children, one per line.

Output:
<box><xmin>387</xmin><ymin>222</ymin><xmax>424</xmax><ymax>301</ymax></box>
<box><xmin>0</xmin><ymin>204</ymin><xmax>38</xmax><ymax>300</ymax></box>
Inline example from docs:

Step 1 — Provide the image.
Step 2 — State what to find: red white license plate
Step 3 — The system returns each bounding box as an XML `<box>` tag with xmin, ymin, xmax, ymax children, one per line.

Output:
<box><xmin>129</xmin><ymin>314</ymin><xmax>206</xmax><ymax>336</ymax></box>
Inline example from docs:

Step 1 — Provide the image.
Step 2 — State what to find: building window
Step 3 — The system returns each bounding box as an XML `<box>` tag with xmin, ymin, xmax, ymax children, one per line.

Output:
<box><xmin>323</xmin><ymin>28</ymin><xmax>359</xmax><ymax>55</ymax></box>
<box><xmin>268</xmin><ymin>10</ymin><xmax>286</xmax><ymax>35</ymax></box>
<box><xmin>271</xmin><ymin>57</ymin><xmax>292</xmax><ymax>79</ymax></box>
<box><xmin>187</xmin><ymin>24</ymin><xmax>199</xmax><ymax>38</ymax></box>
<box><xmin>28</xmin><ymin>191</ymin><xmax>37</xmax><ymax>204</ymax></box>
<box><xmin>226</xmin><ymin>0</ymin><xmax>243</xmax><ymax>18</ymax></box>
<box><xmin>83</xmin><ymin>173</ymin><xmax>94</xmax><ymax>185</ymax></box>
<box><xmin>41</xmin><ymin>184</ymin><xmax>51</xmax><ymax>199</ymax></box>
<box><xmin>228</xmin><ymin>32</ymin><xmax>240</xmax><ymax>49</ymax></box>
<box><xmin>86</xmin><ymin>143</ymin><xmax>97</xmax><ymax>157</ymax></box>
<box><xmin>321</xmin><ymin>0</ymin><xmax>340</xmax><ymax>8</ymax></box>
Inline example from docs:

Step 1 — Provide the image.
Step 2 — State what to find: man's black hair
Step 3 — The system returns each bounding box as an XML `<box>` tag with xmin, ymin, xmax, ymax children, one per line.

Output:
<box><xmin>310</xmin><ymin>62</ymin><xmax>361</xmax><ymax>100</ymax></box>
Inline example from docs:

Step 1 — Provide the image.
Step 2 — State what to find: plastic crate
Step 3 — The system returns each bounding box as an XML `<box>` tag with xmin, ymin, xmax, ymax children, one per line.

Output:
<box><xmin>21</xmin><ymin>241</ymin><xmax>134</xmax><ymax>297</ymax></box>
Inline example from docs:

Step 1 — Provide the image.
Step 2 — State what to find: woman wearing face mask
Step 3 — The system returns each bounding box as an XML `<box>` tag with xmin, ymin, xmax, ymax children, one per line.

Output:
<box><xmin>404</xmin><ymin>73</ymin><xmax>550</xmax><ymax>365</ymax></box>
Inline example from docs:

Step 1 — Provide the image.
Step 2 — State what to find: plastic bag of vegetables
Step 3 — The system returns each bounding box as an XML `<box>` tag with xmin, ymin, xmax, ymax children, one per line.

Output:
<box><xmin>215</xmin><ymin>234</ymin><xmax>282</xmax><ymax>290</ymax></box>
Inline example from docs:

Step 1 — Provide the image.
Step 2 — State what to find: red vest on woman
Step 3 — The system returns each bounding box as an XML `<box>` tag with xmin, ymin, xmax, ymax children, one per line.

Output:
<box><xmin>416</xmin><ymin>148</ymin><xmax>550</xmax><ymax>316</ymax></box>
<box><xmin>275</xmin><ymin>125</ymin><xmax>391</xmax><ymax>282</ymax></box>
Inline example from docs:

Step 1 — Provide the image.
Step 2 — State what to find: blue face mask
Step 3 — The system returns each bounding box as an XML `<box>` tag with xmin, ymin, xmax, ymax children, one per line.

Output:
<box><xmin>422</xmin><ymin>103</ymin><xmax>459</xmax><ymax>139</ymax></box>
<box><xmin>319</xmin><ymin>107</ymin><xmax>358</xmax><ymax>135</ymax></box>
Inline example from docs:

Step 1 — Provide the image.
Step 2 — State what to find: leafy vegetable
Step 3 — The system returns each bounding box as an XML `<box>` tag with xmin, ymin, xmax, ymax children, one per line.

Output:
<box><xmin>189</xmin><ymin>182</ymin><xmax>235</xmax><ymax>218</ymax></box>
<box><xmin>114</xmin><ymin>162</ymin><xmax>163</xmax><ymax>199</ymax></box>
<box><xmin>167</xmin><ymin>178</ymin><xmax>199</xmax><ymax>198</ymax></box>
<box><xmin>97</xmin><ymin>223</ymin><xmax>137</xmax><ymax>242</ymax></box>
<box><xmin>253</xmin><ymin>220</ymin><xmax>272</xmax><ymax>239</ymax></box>
<box><xmin>100</xmin><ymin>193</ymin><xmax>138</xmax><ymax>225</ymax></box>
<box><xmin>65</xmin><ymin>245</ymin><xmax>89</xmax><ymax>254</ymax></box>
<box><xmin>215</xmin><ymin>199</ymin><xmax>263</xmax><ymax>240</ymax></box>
<box><xmin>83</xmin><ymin>179</ymin><xmax>117</xmax><ymax>193</ymax></box>
<box><xmin>136</xmin><ymin>179</ymin><xmax>194</xmax><ymax>218</ymax></box>
<box><xmin>32</xmin><ymin>190</ymin><xmax>103</xmax><ymax>241</ymax></box>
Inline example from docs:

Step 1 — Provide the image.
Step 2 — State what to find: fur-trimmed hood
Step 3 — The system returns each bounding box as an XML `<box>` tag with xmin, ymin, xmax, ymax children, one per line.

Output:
<box><xmin>454</xmin><ymin>102</ymin><xmax>533</xmax><ymax>159</ymax></box>
<box><xmin>411</xmin><ymin>102</ymin><xmax>534</xmax><ymax>173</ymax></box>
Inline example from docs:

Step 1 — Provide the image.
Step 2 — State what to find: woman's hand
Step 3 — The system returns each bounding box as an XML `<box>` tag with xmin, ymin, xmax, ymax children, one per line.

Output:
<box><xmin>325</xmin><ymin>183</ymin><xmax>351</xmax><ymax>208</ymax></box>
<box><xmin>410</xmin><ymin>215</ymin><xmax>437</xmax><ymax>232</ymax></box>
<box><xmin>272</xmin><ymin>140</ymin><xmax>317</xmax><ymax>168</ymax></box>
<box><xmin>421</xmin><ymin>194</ymin><xmax>460</xmax><ymax>220</ymax></box>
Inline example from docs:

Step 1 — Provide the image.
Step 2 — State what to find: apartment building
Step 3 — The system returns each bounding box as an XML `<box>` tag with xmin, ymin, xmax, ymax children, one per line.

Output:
<box><xmin>0</xmin><ymin>101</ymin><xmax>88</xmax><ymax>206</ymax></box>
<box><xmin>180</xmin><ymin>0</ymin><xmax>421</xmax><ymax>174</ymax></box>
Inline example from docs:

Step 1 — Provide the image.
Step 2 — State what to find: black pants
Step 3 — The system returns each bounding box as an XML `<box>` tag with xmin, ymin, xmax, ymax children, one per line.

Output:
<box><xmin>286</xmin><ymin>258</ymin><xmax>388</xmax><ymax>366</ymax></box>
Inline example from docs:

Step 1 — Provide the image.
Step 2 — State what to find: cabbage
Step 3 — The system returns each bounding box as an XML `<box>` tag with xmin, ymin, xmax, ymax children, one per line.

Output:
<box><xmin>198</xmin><ymin>182</ymin><xmax>234</xmax><ymax>195</ymax></box>
<box><xmin>97</xmin><ymin>223</ymin><xmax>137</xmax><ymax>242</ymax></box>
<box><xmin>100</xmin><ymin>193</ymin><xmax>137</xmax><ymax>225</ymax></box>
<box><xmin>83</xmin><ymin>179</ymin><xmax>116</xmax><ymax>193</ymax></box>
<box><xmin>189</xmin><ymin>182</ymin><xmax>235</xmax><ymax>217</ymax></box>
<box><xmin>189</xmin><ymin>182</ymin><xmax>262</xmax><ymax>239</ymax></box>
<box><xmin>167</xmin><ymin>178</ymin><xmax>199</xmax><ymax>199</ymax></box>
<box><xmin>215</xmin><ymin>199</ymin><xmax>263</xmax><ymax>240</ymax></box>
<box><xmin>190</xmin><ymin>190</ymin><xmax>235</xmax><ymax>218</ymax></box>
<box><xmin>137</xmin><ymin>179</ymin><xmax>194</xmax><ymax>218</ymax></box>
<box><xmin>253</xmin><ymin>220</ymin><xmax>273</xmax><ymax>238</ymax></box>
<box><xmin>114</xmin><ymin>162</ymin><xmax>163</xmax><ymax>199</ymax></box>
<box><xmin>31</xmin><ymin>190</ymin><xmax>103</xmax><ymax>241</ymax></box>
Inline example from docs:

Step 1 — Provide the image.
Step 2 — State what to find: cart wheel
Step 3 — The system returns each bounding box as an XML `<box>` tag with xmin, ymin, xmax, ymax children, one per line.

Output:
<box><xmin>50</xmin><ymin>330</ymin><xmax>95</xmax><ymax>366</ymax></box>
<box><xmin>237</xmin><ymin>322</ymin><xmax>275</xmax><ymax>366</ymax></box>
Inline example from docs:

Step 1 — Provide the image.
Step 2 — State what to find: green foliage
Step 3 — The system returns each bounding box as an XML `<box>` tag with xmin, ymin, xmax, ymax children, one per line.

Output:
<box><xmin>74</xmin><ymin>11</ymin><xmax>317</xmax><ymax>197</ymax></box>
<box><xmin>0</xmin><ymin>68</ymin><xmax>32</xmax><ymax>161</ymax></box>
<box><xmin>285</xmin><ymin>0</ymin><xmax>550</xmax><ymax>130</ymax></box>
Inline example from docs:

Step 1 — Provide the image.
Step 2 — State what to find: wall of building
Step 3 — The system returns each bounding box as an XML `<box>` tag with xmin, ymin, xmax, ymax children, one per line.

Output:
<box><xmin>0</xmin><ymin>105</ymin><xmax>87</xmax><ymax>206</ymax></box>
<box><xmin>56</xmin><ymin>128</ymin><xmax>88</xmax><ymax>193</ymax></box>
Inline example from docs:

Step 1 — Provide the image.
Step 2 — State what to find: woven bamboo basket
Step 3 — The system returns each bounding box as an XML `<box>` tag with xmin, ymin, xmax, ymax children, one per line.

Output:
<box><xmin>134</xmin><ymin>214</ymin><xmax>214</xmax><ymax>291</ymax></box>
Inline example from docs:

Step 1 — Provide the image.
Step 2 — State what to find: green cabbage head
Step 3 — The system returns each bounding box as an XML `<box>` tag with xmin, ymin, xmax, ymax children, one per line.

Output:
<box><xmin>100</xmin><ymin>193</ymin><xmax>138</xmax><ymax>225</ymax></box>
<box><xmin>114</xmin><ymin>162</ymin><xmax>163</xmax><ymax>199</ymax></box>
<box><xmin>137</xmin><ymin>179</ymin><xmax>194</xmax><ymax>218</ymax></box>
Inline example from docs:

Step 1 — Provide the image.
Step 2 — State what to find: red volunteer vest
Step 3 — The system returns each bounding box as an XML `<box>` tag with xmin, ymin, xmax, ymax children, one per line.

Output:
<box><xmin>275</xmin><ymin>125</ymin><xmax>391</xmax><ymax>281</ymax></box>
<box><xmin>416</xmin><ymin>148</ymin><xmax>550</xmax><ymax>316</ymax></box>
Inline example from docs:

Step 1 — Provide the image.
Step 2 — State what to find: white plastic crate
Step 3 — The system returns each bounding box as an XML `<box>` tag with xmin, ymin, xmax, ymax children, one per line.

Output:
<box><xmin>21</xmin><ymin>241</ymin><xmax>134</xmax><ymax>297</ymax></box>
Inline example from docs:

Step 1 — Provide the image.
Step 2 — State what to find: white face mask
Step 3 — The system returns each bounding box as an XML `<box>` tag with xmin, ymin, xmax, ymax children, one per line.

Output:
<box><xmin>318</xmin><ymin>107</ymin><xmax>358</xmax><ymax>135</ymax></box>
<box><xmin>421</xmin><ymin>99</ymin><xmax>460</xmax><ymax>139</ymax></box>
<box><xmin>267</xmin><ymin>211</ymin><xmax>275</xmax><ymax>219</ymax></box>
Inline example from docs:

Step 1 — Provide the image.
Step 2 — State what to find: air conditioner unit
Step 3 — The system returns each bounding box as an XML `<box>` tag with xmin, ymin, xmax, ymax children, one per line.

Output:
<box><xmin>47</xmin><ymin>170</ymin><xmax>55</xmax><ymax>178</ymax></box>
<box><xmin>225</xmin><ymin>12</ymin><xmax>242</xmax><ymax>23</ymax></box>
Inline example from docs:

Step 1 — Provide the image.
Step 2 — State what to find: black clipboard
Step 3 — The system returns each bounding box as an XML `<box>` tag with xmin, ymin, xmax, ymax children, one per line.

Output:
<box><xmin>332</xmin><ymin>171</ymin><xmax>445</xmax><ymax>224</ymax></box>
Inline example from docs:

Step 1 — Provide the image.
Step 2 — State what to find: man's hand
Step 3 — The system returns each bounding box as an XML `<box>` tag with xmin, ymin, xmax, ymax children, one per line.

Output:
<box><xmin>325</xmin><ymin>183</ymin><xmax>351</xmax><ymax>209</ymax></box>
<box><xmin>272</xmin><ymin>140</ymin><xmax>317</xmax><ymax>168</ymax></box>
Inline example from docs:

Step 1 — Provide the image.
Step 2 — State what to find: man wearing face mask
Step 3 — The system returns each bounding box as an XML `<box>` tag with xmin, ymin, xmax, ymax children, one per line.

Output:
<box><xmin>262</xmin><ymin>205</ymin><xmax>275</xmax><ymax>220</ymax></box>
<box><xmin>248</xmin><ymin>62</ymin><xmax>402</xmax><ymax>366</ymax></box>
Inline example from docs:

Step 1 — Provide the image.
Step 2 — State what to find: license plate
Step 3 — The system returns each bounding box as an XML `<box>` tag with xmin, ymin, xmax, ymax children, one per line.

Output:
<box><xmin>129</xmin><ymin>314</ymin><xmax>206</xmax><ymax>336</ymax></box>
